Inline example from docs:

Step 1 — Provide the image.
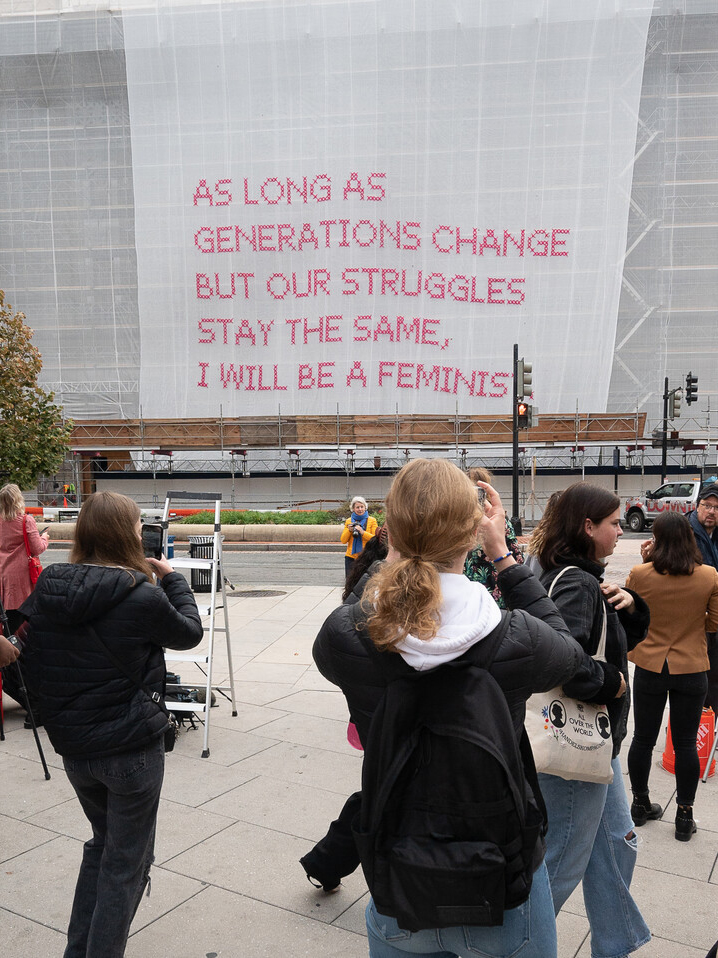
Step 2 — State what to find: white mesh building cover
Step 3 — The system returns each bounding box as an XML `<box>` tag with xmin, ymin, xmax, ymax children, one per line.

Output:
<box><xmin>1</xmin><ymin>0</ymin><xmax>716</xmax><ymax>435</ymax></box>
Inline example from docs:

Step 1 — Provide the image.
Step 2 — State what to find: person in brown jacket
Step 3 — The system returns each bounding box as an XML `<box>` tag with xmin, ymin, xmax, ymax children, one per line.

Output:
<box><xmin>626</xmin><ymin>512</ymin><xmax>718</xmax><ymax>841</ymax></box>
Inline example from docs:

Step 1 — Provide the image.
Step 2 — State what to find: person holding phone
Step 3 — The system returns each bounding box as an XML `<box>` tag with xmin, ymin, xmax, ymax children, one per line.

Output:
<box><xmin>0</xmin><ymin>483</ymin><xmax>49</xmax><ymax>633</ymax></box>
<box><xmin>20</xmin><ymin>491</ymin><xmax>203</xmax><ymax>958</ymax></box>
<box><xmin>0</xmin><ymin>483</ymin><xmax>49</xmax><ymax>724</ymax></box>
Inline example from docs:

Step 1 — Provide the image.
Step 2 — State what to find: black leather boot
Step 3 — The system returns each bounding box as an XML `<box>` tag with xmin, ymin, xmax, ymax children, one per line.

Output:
<box><xmin>675</xmin><ymin>804</ymin><xmax>697</xmax><ymax>842</ymax></box>
<box><xmin>630</xmin><ymin>792</ymin><xmax>663</xmax><ymax>826</ymax></box>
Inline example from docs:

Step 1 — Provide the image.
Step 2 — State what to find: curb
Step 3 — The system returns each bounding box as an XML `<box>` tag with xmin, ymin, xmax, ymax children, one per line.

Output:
<box><xmin>45</xmin><ymin>523</ymin><xmax>346</xmax><ymax>551</ymax></box>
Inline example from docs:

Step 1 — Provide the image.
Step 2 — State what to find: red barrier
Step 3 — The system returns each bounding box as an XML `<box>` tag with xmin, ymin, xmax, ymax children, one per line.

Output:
<box><xmin>662</xmin><ymin>707</ymin><xmax>715</xmax><ymax>779</ymax></box>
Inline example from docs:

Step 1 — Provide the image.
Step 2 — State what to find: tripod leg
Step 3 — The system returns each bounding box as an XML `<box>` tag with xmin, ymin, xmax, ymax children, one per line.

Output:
<box><xmin>11</xmin><ymin>661</ymin><xmax>51</xmax><ymax>780</ymax></box>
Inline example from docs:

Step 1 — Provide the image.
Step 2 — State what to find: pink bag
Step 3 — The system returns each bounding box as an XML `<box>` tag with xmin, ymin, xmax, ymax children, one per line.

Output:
<box><xmin>347</xmin><ymin>722</ymin><xmax>363</xmax><ymax>751</ymax></box>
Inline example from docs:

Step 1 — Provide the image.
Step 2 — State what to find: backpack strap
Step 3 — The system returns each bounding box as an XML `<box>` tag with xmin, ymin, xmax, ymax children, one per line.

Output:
<box><xmin>458</xmin><ymin>612</ymin><xmax>512</xmax><ymax>671</ymax></box>
<box><xmin>21</xmin><ymin>515</ymin><xmax>33</xmax><ymax>558</ymax></box>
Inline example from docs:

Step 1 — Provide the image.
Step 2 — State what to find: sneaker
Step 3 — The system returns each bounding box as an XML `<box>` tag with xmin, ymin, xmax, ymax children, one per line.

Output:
<box><xmin>631</xmin><ymin>794</ymin><xmax>662</xmax><ymax>826</ymax></box>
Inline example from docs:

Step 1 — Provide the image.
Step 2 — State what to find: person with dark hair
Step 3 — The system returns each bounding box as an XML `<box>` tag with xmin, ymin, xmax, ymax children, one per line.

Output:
<box><xmin>20</xmin><ymin>491</ymin><xmax>203</xmax><ymax>958</ymax></box>
<box><xmin>463</xmin><ymin>467</ymin><xmax>523</xmax><ymax>607</ymax></box>
<box><xmin>312</xmin><ymin>461</ymin><xmax>619</xmax><ymax>958</ymax></box>
<box><xmin>626</xmin><ymin>512</ymin><xmax>718</xmax><ymax>842</ymax></box>
<box><xmin>532</xmin><ymin>481</ymin><xmax>651</xmax><ymax>958</ymax></box>
<box><xmin>687</xmin><ymin>484</ymin><xmax>718</xmax><ymax>718</ymax></box>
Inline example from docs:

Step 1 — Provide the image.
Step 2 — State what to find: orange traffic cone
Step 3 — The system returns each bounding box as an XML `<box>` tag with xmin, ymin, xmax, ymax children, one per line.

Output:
<box><xmin>662</xmin><ymin>707</ymin><xmax>715</xmax><ymax>778</ymax></box>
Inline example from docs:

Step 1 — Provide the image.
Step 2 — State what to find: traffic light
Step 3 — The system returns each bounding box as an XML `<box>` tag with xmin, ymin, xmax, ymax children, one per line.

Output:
<box><xmin>685</xmin><ymin>372</ymin><xmax>698</xmax><ymax>405</ymax></box>
<box><xmin>668</xmin><ymin>389</ymin><xmax>682</xmax><ymax>419</ymax></box>
<box><xmin>517</xmin><ymin>401</ymin><xmax>532</xmax><ymax>428</ymax></box>
<box><xmin>516</xmin><ymin>358</ymin><xmax>532</xmax><ymax>399</ymax></box>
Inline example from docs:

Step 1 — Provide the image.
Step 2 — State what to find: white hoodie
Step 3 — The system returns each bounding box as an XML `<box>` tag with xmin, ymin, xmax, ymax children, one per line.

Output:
<box><xmin>396</xmin><ymin>573</ymin><xmax>502</xmax><ymax>671</ymax></box>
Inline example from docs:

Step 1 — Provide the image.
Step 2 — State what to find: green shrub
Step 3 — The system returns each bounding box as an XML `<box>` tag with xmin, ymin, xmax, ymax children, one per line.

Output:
<box><xmin>179</xmin><ymin>507</ymin><xmax>385</xmax><ymax>525</ymax></box>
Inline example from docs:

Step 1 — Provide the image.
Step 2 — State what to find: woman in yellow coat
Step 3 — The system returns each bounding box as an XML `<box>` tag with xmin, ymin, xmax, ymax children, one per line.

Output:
<box><xmin>341</xmin><ymin>496</ymin><xmax>378</xmax><ymax>578</ymax></box>
<box><xmin>626</xmin><ymin>511</ymin><xmax>718</xmax><ymax>842</ymax></box>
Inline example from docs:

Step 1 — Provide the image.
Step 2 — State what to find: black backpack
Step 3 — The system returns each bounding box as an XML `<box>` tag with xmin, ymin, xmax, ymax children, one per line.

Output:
<box><xmin>351</xmin><ymin>610</ymin><xmax>545</xmax><ymax>933</ymax></box>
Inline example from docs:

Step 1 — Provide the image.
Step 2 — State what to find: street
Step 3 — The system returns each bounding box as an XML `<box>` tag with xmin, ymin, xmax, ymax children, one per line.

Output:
<box><xmin>42</xmin><ymin>532</ymin><xmax>647</xmax><ymax>590</ymax></box>
<box><xmin>42</xmin><ymin>546</ymin><xmax>347</xmax><ymax>589</ymax></box>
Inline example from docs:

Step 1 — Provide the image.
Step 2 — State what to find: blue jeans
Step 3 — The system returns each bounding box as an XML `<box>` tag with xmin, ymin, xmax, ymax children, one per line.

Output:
<box><xmin>365</xmin><ymin>861</ymin><xmax>557</xmax><ymax>958</ymax></box>
<box><xmin>62</xmin><ymin>738</ymin><xmax>165</xmax><ymax>958</ymax></box>
<box><xmin>539</xmin><ymin>757</ymin><xmax>650</xmax><ymax>958</ymax></box>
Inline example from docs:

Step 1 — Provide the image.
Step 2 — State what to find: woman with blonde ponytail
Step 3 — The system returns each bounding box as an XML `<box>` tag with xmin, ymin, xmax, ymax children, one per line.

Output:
<box><xmin>311</xmin><ymin>459</ymin><xmax>615</xmax><ymax>958</ymax></box>
<box><xmin>368</xmin><ymin>459</ymin><xmax>484</xmax><ymax>649</ymax></box>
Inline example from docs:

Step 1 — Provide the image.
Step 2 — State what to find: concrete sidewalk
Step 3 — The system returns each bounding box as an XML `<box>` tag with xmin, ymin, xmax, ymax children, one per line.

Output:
<box><xmin>2</xmin><ymin>545</ymin><xmax>717</xmax><ymax>957</ymax></box>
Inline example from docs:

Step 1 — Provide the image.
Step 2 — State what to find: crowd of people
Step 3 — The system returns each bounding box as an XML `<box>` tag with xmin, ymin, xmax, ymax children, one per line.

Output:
<box><xmin>319</xmin><ymin>469</ymin><xmax>718</xmax><ymax>958</ymax></box>
<box><xmin>2</xmin><ymin>475</ymin><xmax>718</xmax><ymax>958</ymax></box>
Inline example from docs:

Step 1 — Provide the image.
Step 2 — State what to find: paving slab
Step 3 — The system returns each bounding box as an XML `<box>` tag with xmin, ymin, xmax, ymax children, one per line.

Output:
<box><xmin>201</xmin><ymin>775</ymin><xmax>358</xmax><ymax>841</ymax></box>
<box><xmin>1</xmin><ymin>910</ymin><xmax>67</xmax><ymax>953</ymax></box>
<box><xmin>124</xmin><ymin>885</ymin><xmax>369</xmax><ymax>958</ymax></box>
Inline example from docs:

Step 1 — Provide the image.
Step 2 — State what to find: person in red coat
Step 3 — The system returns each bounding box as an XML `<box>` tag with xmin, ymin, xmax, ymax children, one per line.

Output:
<box><xmin>0</xmin><ymin>483</ymin><xmax>49</xmax><ymax>633</ymax></box>
<box><xmin>1</xmin><ymin>483</ymin><xmax>48</xmax><ymax>722</ymax></box>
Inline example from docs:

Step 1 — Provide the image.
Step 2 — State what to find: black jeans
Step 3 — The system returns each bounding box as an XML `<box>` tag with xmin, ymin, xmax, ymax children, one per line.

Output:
<box><xmin>628</xmin><ymin>664</ymin><xmax>708</xmax><ymax>806</ymax></box>
<box><xmin>62</xmin><ymin>737</ymin><xmax>165</xmax><ymax>958</ymax></box>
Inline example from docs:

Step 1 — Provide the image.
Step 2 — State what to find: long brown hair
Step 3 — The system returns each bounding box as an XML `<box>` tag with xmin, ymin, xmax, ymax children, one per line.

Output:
<box><xmin>650</xmin><ymin>512</ymin><xmax>702</xmax><ymax>576</ymax></box>
<box><xmin>70</xmin><ymin>491</ymin><xmax>155</xmax><ymax>578</ymax></box>
<box><xmin>365</xmin><ymin>459</ymin><xmax>481</xmax><ymax>649</ymax></box>
<box><xmin>533</xmin><ymin>482</ymin><xmax>620</xmax><ymax>569</ymax></box>
<box><xmin>527</xmin><ymin>491</ymin><xmax>562</xmax><ymax>557</ymax></box>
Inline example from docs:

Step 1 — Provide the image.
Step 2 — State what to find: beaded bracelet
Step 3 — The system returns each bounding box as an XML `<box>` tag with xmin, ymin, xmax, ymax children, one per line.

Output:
<box><xmin>492</xmin><ymin>551</ymin><xmax>513</xmax><ymax>564</ymax></box>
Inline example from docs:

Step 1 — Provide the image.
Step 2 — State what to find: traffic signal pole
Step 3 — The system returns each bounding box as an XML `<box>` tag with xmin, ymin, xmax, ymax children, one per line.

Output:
<box><xmin>512</xmin><ymin>343</ymin><xmax>519</xmax><ymax>526</ymax></box>
<box><xmin>661</xmin><ymin>376</ymin><xmax>669</xmax><ymax>484</ymax></box>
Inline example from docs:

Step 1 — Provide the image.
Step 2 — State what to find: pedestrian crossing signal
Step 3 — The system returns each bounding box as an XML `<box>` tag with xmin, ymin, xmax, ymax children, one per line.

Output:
<box><xmin>517</xmin><ymin>401</ymin><xmax>532</xmax><ymax>428</ymax></box>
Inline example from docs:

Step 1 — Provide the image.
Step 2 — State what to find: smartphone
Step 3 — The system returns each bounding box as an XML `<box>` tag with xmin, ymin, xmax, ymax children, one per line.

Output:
<box><xmin>141</xmin><ymin>523</ymin><xmax>163</xmax><ymax>560</ymax></box>
<box><xmin>477</xmin><ymin>488</ymin><xmax>486</xmax><ymax>505</ymax></box>
<box><xmin>39</xmin><ymin>526</ymin><xmax>50</xmax><ymax>535</ymax></box>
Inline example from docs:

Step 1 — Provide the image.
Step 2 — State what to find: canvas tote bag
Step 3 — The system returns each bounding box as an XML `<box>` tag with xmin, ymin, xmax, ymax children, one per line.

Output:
<box><xmin>525</xmin><ymin>566</ymin><xmax>614</xmax><ymax>785</ymax></box>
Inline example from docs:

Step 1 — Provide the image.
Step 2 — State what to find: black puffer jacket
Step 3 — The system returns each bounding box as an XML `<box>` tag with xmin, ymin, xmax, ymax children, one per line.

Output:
<box><xmin>20</xmin><ymin>564</ymin><xmax>203</xmax><ymax>759</ymax></box>
<box><xmin>540</xmin><ymin>558</ymin><xmax>650</xmax><ymax>755</ymax></box>
<box><xmin>314</xmin><ymin>564</ymin><xmax>599</xmax><ymax>747</ymax></box>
